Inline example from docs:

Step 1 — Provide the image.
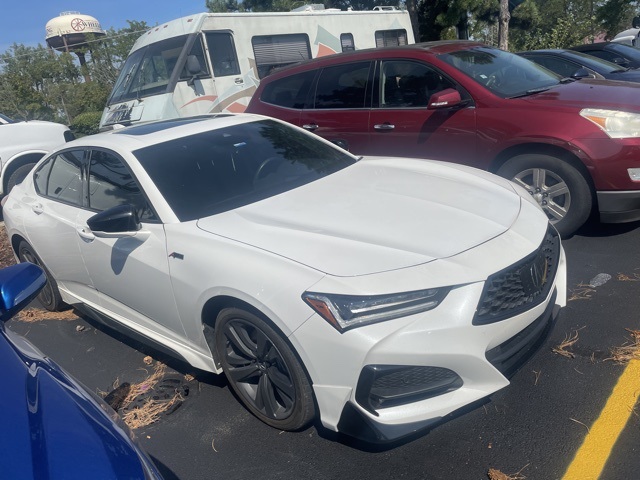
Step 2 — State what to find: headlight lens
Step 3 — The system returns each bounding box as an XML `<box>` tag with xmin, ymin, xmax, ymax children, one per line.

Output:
<box><xmin>580</xmin><ymin>108</ymin><xmax>640</xmax><ymax>138</ymax></box>
<box><xmin>302</xmin><ymin>288</ymin><xmax>450</xmax><ymax>332</ymax></box>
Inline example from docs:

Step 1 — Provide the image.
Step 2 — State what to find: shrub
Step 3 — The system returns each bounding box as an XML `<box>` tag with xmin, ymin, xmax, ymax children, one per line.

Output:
<box><xmin>70</xmin><ymin>111</ymin><xmax>103</xmax><ymax>137</ymax></box>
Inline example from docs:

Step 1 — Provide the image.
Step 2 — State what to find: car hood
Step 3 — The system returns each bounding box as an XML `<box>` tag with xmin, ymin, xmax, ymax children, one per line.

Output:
<box><xmin>196</xmin><ymin>158</ymin><xmax>523</xmax><ymax>276</ymax></box>
<box><xmin>523</xmin><ymin>78</ymin><xmax>640</xmax><ymax>110</ymax></box>
<box><xmin>1</xmin><ymin>326</ymin><xmax>149</xmax><ymax>479</ymax></box>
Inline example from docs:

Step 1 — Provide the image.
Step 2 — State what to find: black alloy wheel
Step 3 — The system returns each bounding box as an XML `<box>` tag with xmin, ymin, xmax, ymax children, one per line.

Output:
<box><xmin>214</xmin><ymin>308</ymin><xmax>315</xmax><ymax>431</ymax></box>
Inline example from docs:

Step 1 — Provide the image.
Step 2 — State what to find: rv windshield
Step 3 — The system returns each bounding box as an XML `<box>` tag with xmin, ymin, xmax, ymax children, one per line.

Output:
<box><xmin>108</xmin><ymin>35</ymin><xmax>190</xmax><ymax>105</ymax></box>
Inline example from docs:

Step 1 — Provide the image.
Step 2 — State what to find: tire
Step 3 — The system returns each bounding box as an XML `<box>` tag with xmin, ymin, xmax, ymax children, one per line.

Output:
<box><xmin>17</xmin><ymin>240</ymin><xmax>65</xmax><ymax>312</ymax></box>
<box><xmin>6</xmin><ymin>163</ymin><xmax>36</xmax><ymax>195</ymax></box>
<box><xmin>214</xmin><ymin>308</ymin><xmax>315</xmax><ymax>431</ymax></box>
<box><xmin>497</xmin><ymin>154</ymin><xmax>592</xmax><ymax>238</ymax></box>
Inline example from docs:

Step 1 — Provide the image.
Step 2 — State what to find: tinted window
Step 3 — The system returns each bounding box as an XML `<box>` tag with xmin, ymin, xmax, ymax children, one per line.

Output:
<box><xmin>580</xmin><ymin>49</ymin><xmax>619</xmax><ymax>63</ymax></box>
<box><xmin>380</xmin><ymin>61</ymin><xmax>455</xmax><ymax>108</ymax></box>
<box><xmin>260</xmin><ymin>70</ymin><xmax>315</xmax><ymax>108</ymax></box>
<box><xmin>314</xmin><ymin>62</ymin><xmax>371</xmax><ymax>109</ymax></box>
<box><xmin>205</xmin><ymin>32</ymin><xmax>240</xmax><ymax>77</ymax></box>
<box><xmin>88</xmin><ymin>150</ymin><xmax>156</xmax><ymax>221</ymax></box>
<box><xmin>341</xmin><ymin>33</ymin><xmax>355</xmax><ymax>52</ymax></box>
<box><xmin>134</xmin><ymin>120</ymin><xmax>356</xmax><ymax>221</ymax></box>
<box><xmin>523</xmin><ymin>55</ymin><xmax>580</xmax><ymax>78</ymax></box>
<box><xmin>375</xmin><ymin>30</ymin><xmax>408</xmax><ymax>47</ymax></box>
<box><xmin>36</xmin><ymin>150</ymin><xmax>84</xmax><ymax>206</ymax></box>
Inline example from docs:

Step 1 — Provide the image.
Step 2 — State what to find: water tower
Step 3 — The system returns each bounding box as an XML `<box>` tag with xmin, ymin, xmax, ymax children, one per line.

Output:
<box><xmin>46</xmin><ymin>12</ymin><xmax>105</xmax><ymax>80</ymax></box>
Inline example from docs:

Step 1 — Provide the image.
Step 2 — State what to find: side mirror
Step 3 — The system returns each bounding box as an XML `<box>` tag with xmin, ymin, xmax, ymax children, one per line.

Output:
<box><xmin>571</xmin><ymin>67</ymin><xmax>594</xmax><ymax>79</ymax></box>
<box><xmin>0</xmin><ymin>263</ymin><xmax>46</xmax><ymax>323</ymax></box>
<box><xmin>186</xmin><ymin>55</ymin><xmax>202</xmax><ymax>86</ymax></box>
<box><xmin>632</xmin><ymin>16</ymin><xmax>640</xmax><ymax>29</ymax></box>
<box><xmin>428</xmin><ymin>88</ymin><xmax>462</xmax><ymax>109</ymax></box>
<box><xmin>87</xmin><ymin>204</ymin><xmax>141</xmax><ymax>237</ymax></box>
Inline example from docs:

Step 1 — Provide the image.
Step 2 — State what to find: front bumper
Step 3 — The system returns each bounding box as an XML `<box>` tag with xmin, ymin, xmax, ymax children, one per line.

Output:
<box><xmin>335</xmin><ymin>290</ymin><xmax>558</xmax><ymax>443</ymax></box>
<box><xmin>597</xmin><ymin>190</ymin><xmax>640</xmax><ymax>223</ymax></box>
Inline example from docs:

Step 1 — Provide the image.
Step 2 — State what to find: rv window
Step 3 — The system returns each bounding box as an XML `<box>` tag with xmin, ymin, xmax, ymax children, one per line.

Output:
<box><xmin>180</xmin><ymin>38</ymin><xmax>210</xmax><ymax>79</ymax></box>
<box><xmin>375</xmin><ymin>30</ymin><xmax>408</xmax><ymax>48</ymax></box>
<box><xmin>341</xmin><ymin>34</ymin><xmax>355</xmax><ymax>52</ymax></box>
<box><xmin>205</xmin><ymin>32</ymin><xmax>241</xmax><ymax>77</ymax></box>
<box><xmin>314</xmin><ymin>62</ymin><xmax>372</xmax><ymax>109</ymax></box>
<box><xmin>252</xmin><ymin>34</ymin><xmax>311</xmax><ymax>78</ymax></box>
<box><xmin>261</xmin><ymin>70</ymin><xmax>315</xmax><ymax>108</ymax></box>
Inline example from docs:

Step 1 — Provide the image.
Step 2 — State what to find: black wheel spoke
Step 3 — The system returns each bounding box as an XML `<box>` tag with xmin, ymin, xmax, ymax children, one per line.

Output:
<box><xmin>255</xmin><ymin>374</ymin><xmax>282</xmax><ymax>418</ymax></box>
<box><xmin>267</xmin><ymin>366</ymin><xmax>295</xmax><ymax>405</ymax></box>
<box><xmin>224</xmin><ymin>324</ymin><xmax>257</xmax><ymax>360</ymax></box>
<box><xmin>227</xmin><ymin>363</ymin><xmax>262</xmax><ymax>383</ymax></box>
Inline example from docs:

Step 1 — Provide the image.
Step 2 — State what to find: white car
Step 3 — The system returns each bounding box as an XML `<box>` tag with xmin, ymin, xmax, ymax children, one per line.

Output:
<box><xmin>0</xmin><ymin>114</ymin><xmax>74</xmax><ymax>195</ymax></box>
<box><xmin>2</xmin><ymin>114</ymin><xmax>566</xmax><ymax>442</ymax></box>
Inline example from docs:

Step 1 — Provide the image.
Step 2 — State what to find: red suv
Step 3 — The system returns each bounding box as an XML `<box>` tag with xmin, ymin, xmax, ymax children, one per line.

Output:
<box><xmin>246</xmin><ymin>40</ymin><xmax>640</xmax><ymax>237</ymax></box>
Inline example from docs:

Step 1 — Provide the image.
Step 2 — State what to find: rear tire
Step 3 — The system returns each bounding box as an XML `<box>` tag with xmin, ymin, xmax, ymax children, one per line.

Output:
<box><xmin>497</xmin><ymin>154</ymin><xmax>592</xmax><ymax>237</ymax></box>
<box><xmin>214</xmin><ymin>308</ymin><xmax>315</xmax><ymax>431</ymax></box>
<box><xmin>17</xmin><ymin>240</ymin><xmax>65</xmax><ymax>311</ymax></box>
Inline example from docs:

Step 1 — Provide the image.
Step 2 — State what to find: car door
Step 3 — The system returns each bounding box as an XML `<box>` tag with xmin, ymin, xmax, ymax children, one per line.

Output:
<box><xmin>76</xmin><ymin>149</ymin><xmax>187</xmax><ymax>342</ymax></box>
<box><xmin>298</xmin><ymin>61</ymin><xmax>373</xmax><ymax>152</ymax></box>
<box><xmin>367</xmin><ymin>60</ymin><xmax>477</xmax><ymax>161</ymax></box>
<box><xmin>23</xmin><ymin>149</ymin><xmax>99</xmax><ymax>305</ymax></box>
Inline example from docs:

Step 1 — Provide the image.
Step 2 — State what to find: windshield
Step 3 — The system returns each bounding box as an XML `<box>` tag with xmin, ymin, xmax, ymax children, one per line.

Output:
<box><xmin>567</xmin><ymin>50</ymin><xmax>627</xmax><ymax>73</ymax></box>
<box><xmin>107</xmin><ymin>35</ymin><xmax>189</xmax><ymax>105</ymax></box>
<box><xmin>439</xmin><ymin>46</ymin><xmax>561</xmax><ymax>98</ymax></box>
<box><xmin>135</xmin><ymin>120</ymin><xmax>357</xmax><ymax>221</ymax></box>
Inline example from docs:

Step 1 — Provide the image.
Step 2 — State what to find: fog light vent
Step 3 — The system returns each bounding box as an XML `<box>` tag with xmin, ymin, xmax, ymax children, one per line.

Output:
<box><xmin>356</xmin><ymin>365</ymin><xmax>463</xmax><ymax>414</ymax></box>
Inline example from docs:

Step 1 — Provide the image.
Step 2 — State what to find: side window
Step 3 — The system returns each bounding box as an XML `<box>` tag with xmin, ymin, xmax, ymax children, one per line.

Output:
<box><xmin>314</xmin><ymin>62</ymin><xmax>371</xmax><ymax>109</ymax></box>
<box><xmin>380</xmin><ymin>61</ymin><xmax>455</xmax><ymax>108</ymax></box>
<box><xmin>34</xmin><ymin>150</ymin><xmax>84</xmax><ymax>206</ymax></box>
<box><xmin>581</xmin><ymin>50</ymin><xmax>617</xmax><ymax>63</ymax></box>
<box><xmin>205</xmin><ymin>31</ymin><xmax>240</xmax><ymax>77</ymax></box>
<box><xmin>525</xmin><ymin>55</ymin><xmax>578</xmax><ymax>78</ymax></box>
<box><xmin>340</xmin><ymin>33</ymin><xmax>355</xmax><ymax>52</ymax></box>
<box><xmin>260</xmin><ymin>70</ymin><xmax>315</xmax><ymax>108</ymax></box>
<box><xmin>252</xmin><ymin>34</ymin><xmax>311</xmax><ymax>78</ymax></box>
<box><xmin>88</xmin><ymin>150</ymin><xmax>156</xmax><ymax>221</ymax></box>
<box><xmin>375</xmin><ymin>30</ymin><xmax>408</xmax><ymax>48</ymax></box>
<box><xmin>180</xmin><ymin>37</ymin><xmax>210</xmax><ymax>80</ymax></box>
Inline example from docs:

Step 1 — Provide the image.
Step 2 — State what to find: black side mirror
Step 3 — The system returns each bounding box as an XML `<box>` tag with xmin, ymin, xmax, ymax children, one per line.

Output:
<box><xmin>88</xmin><ymin>204</ymin><xmax>140</xmax><ymax>235</ymax></box>
<box><xmin>571</xmin><ymin>67</ymin><xmax>593</xmax><ymax>79</ymax></box>
<box><xmin>632</xmin><ymin>16</ymin><xmax>640</xmax><ymax>29</ymax></box>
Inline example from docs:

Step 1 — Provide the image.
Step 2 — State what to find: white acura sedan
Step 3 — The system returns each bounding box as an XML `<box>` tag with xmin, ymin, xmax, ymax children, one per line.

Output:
<box><xmin>3</xmin><ymin>114</ymin><xmax>566</xmax><ymax>442</ymax></box>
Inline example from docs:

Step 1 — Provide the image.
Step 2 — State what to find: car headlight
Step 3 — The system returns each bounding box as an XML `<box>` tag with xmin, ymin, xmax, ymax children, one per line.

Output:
<box><xmin>302</xmin><ymin>288</ymin><xmax>450</xmax><ymax>332</ymax></box>
<box><xmin>580</xmin><ymin>108</ymin><xmax>640</xmax><ymax>138</ymax></box>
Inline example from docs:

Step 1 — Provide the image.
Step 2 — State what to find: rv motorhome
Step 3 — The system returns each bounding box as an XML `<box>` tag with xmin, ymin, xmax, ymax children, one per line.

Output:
<box><xmin>99</xmin><ymin>5</ymin><xmax>414</xmax><ymax>129</ymax></box>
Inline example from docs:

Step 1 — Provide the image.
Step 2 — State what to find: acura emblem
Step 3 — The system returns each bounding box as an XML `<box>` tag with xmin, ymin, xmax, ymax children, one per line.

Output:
<box><xmin>530</xmin><ymin>253</ymin><xmax>548</xmax><ymax>289</ymax></box>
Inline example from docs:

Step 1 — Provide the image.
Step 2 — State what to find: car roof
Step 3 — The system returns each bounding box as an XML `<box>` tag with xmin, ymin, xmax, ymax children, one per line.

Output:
<box><xmin>66</xmin><ymin>113</ymin><xmax>275</xmax><ymax>152</ymax></box>
<box><xmin>265</xmin><ymin>40</ymin><xmax>489</xmax><ymax>77</ymax></box>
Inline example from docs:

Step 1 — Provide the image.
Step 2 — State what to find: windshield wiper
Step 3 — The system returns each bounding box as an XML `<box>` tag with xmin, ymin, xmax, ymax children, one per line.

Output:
<box><xmin>508</xmin><ymin>86</ymin><xmax>552</xmax><ymax>99</ymax></box>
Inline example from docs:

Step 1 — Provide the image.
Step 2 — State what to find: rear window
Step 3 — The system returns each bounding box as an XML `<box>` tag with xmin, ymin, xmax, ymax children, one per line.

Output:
<box><xmin>134</xmin><ymin>120</ymin><xmax>356</xmax><ymax>221</ymax></box>
<box><xmin>260</xmin><ymin>70</ymin><xmax>315</xmax><ymax>108</ymax></box>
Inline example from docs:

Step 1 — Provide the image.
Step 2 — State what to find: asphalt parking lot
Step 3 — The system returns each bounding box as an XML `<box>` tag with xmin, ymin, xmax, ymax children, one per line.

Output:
<box><xmin>6</xmin><ymin>219</ymin><xmax>640</xmax><ymax>480</ymax></box>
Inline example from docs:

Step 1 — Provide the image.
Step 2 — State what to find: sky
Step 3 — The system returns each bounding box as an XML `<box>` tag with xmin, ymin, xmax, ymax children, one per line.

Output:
<box><xmin>0</xmin><ymin>0</ymin><xmax>208</xmax><ymax>53</ymax></box>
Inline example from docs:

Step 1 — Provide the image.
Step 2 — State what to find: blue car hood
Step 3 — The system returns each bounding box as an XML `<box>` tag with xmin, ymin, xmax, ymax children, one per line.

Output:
<box><xmin>0</xmin><ymin>325</ymin><xmax>151</xmax><ymax>479</ymax></box>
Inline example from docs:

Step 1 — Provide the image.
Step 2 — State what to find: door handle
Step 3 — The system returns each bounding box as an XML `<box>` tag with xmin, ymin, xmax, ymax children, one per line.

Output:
<box><xmin>302</xmin><ymin>124</ymin><xmax>319</xmax><ymax>131</ymax></box>
<box><xmin>234</xmin><ymin>78</ymin><xmax>244</xmax><ymax>85</ymax></box>
<box><xmin>76</xmin><ymin>227</ymin><xmax>95</xmax><ymax>242</ymax></box>
<box><xmin>31</xmin><ymin>203</ymin><xmax>43</xmax><ymax>214</ymax></box>
<box><xmin>374</xmin><ymin>123</ymin><xmax>395</xmax><ymax>130</ymax></box>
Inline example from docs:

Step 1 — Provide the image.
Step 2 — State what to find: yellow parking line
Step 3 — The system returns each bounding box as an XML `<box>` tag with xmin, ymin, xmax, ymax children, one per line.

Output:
<box><xmin>562</xmin><ymin>359</ymin><xmax>640</xmax><ymax>480</ymax></box>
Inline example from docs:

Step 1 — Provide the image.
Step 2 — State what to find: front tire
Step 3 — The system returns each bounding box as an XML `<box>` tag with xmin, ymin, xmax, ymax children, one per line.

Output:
<box><xmin>214</xmin><ymin>308</ymin><xmax>315</xmax><ymax>431</ymax></box>
<box><xmin>497</xmin><ymin>154</ymin><xmax>592</xmax><ymax>237</ymax></box>
<box><xmin>17</xmin><ymin>240</ymin><xmax>65</xmax><ymax>311</ymax></box>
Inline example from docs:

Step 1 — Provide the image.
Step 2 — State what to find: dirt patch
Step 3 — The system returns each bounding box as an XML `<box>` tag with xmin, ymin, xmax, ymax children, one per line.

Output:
<box><xmin>16</xmin><ymin>307</ymin><xmax>79</xmax><ymax>323</ymax></box>
<box><xmin>0</xmin><ymin>226</ymin><xmax>16</xmax><ymax>269</ymax></box>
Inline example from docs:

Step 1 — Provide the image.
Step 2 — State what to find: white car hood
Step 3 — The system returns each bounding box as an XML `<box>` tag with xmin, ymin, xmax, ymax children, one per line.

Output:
<box><xmin>196</xmin><ymin>158</ymin><xmax>522</xmax><ymax>276</ymax></box>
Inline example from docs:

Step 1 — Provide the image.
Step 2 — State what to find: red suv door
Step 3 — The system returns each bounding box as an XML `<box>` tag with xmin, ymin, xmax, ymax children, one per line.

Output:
<box><xmin>367</xmin><ymin>60</ymin><xmax>477</xmax><ymax>163</ymax></box>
